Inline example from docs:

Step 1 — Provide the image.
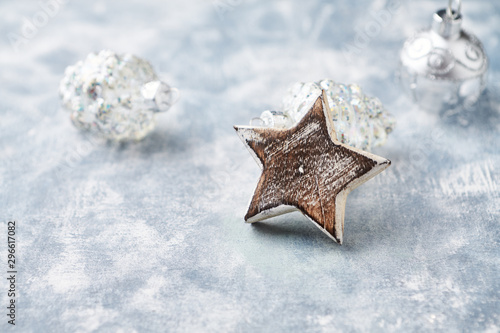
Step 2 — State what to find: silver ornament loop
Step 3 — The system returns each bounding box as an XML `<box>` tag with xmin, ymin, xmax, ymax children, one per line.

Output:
<box><xmin>447</xmin><ymin>0</ymin><xmax>462</xmax><ymax>20</ymax></box>
<box><xmin>433</xmin><ymin>8</ymin><xmax>462</xmax><ymax>38</ymax></box>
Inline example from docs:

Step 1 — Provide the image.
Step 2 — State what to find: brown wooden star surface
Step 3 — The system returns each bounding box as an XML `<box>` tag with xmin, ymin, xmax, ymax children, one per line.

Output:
<box><xmin>234</xmin><ymin>91</ymin><xmax>391</xmax><ymax>244</ymax></box>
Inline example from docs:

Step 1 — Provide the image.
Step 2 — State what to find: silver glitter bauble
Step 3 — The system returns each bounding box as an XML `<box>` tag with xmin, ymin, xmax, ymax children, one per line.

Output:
<box><xmin>59</xmin><ymin>50</ymin><xmax>178</xmax><ymax>141</ymax></box>
<box><xmin>250</xmin><ymin>79</ymin><xmax>395</xmax><ymax>152</ymax></box>
<box><xmin>399</xmin><ymin>1</ymin><xmax>488</xmax><ymax>111</ymax></box>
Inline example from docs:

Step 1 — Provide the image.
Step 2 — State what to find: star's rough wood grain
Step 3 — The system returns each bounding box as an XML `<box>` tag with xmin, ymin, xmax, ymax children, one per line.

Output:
<box><xmin>234</xmin><ymin>91</ymin><xmax>391</xmax><ymax>244</ymax></box>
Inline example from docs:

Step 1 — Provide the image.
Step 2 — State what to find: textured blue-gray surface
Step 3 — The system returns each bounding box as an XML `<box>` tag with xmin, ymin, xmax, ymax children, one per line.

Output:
<box><xmin>1</xmin><ymin>0</ymin><xmax>499</xmax><ymax>332</ymax></box>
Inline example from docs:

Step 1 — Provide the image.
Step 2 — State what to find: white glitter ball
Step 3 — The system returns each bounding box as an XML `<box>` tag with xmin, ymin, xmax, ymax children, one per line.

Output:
<box><xmin>276</xmin><ymin>79</ymin><xmax>395</xmax><ymax>151</ymax></box>
<box><xmin>59</xmin><ymin>50</ymin><xmax>177</xmax><ymax>141</ymax></box>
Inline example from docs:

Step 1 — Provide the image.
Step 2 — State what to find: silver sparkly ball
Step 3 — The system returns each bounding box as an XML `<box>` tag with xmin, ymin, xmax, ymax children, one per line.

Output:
<box><xmin>399</xmin><ymin>4</ymin><xmax>488</xmax><ymax>111</ymax></box>
<box><xmin>59</xmin><ymin>50</ymin><xmax>178</xmax><ymax>141</ymax></box>
<box><xmin>250</xmin><ymin>79</ymin><xmax>395</xmax><ymax>152</ymax></box>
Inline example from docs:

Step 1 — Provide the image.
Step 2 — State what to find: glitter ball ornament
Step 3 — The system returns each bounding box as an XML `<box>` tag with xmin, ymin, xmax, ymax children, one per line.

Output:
<box><xmin>252</xmin><ymin>80</ymin><xmax>395</xmax><ymax>152</ymax></box>
<box><xmin>59</xmin><ymin>50</ymin><xmax>179</xmax><ymax>141</ymax></box>
<box><xmin>399</xmin><ymin>1</ymin><xmax>488</xmax><ymax>111</ymax></box>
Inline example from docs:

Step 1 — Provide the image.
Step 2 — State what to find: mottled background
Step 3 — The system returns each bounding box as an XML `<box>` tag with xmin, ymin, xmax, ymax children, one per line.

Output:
<box><xmin>1</xmin><ymin>0</ymin><xmax>499</xmax><ymax>332</ymax></box>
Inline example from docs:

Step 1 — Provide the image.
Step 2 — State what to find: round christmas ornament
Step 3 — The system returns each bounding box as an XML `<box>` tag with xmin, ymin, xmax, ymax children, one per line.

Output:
<box><xmin>250</xmin><ymin>79</ymin><xmax>395</xmax><ymax>152</ymax></box>
<box><xmin>399</xmin><ymin>0</ymin><xmax>488</xmax><ymax>111</ymax></box>
<box><xmin>235</xmin><ymin>90</ymin><xmax>392</xmax><ymax>244</ymax></box>
<box><xmin>59</xmin><ymin>50</ymin><xmax>179</xmax><ymax>141</ymax></box>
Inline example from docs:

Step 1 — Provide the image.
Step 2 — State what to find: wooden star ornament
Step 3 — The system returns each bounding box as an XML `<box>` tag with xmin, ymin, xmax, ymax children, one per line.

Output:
<box><xmin>234</xmin><ymin>91</ymin><xmax>391</xmax><ymax>244</ymax></box>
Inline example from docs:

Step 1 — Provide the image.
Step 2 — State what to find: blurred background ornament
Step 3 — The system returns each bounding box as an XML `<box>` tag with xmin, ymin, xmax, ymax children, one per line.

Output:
<box><xmin>249</xmin><ymin>79</ymin><xmax>395</xmax><ymax>152</ymax></box>
<box><xmin>59</xmin><ymin>50</ymin><xmax>179</xmax><ymax>141</ymax></box>
<box><xmin>399</xmin><ymin>0</ymin><xmax>488</xmax><ymax>112</ymax></box>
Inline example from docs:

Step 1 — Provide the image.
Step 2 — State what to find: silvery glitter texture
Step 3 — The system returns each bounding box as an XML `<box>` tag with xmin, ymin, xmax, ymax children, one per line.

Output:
<box><xmin>59</xmin><ymin>50</ymin><xmax>178</xmax><ymax>141</ymax></box>
<box><xmin>253</xmin><ymin>80</ymin><xmax>395</xmax><ymax>151</ymax></box>
<box><xmin>399</xmin><ymin>2</ymin><xmax>488</xmax><ymax>111</ymax></box>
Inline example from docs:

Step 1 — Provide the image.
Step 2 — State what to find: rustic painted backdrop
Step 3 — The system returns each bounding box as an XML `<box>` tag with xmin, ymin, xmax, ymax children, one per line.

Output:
<box><xmin>1</xmin><ymin>0</ymin><xmax>499</xmax><ymax>331</ymax></box>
